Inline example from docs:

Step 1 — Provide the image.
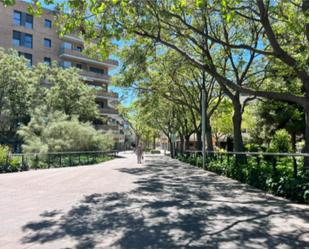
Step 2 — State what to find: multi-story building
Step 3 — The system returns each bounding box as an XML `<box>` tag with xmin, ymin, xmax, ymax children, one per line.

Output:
<box><xmin>0</xmin><ymin>0</ymin><xmax>125</xmax><ymax>145</ymax></box>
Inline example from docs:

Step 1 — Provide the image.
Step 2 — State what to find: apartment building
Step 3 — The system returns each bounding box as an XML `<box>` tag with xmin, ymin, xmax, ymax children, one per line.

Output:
<box><xmin>0</xmin><ymin>0</ymin><xmax>125</xmax><ymax>145</ymax></box>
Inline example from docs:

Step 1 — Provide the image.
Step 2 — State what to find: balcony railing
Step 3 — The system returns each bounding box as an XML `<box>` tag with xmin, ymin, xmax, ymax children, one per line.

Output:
<box><xmin>98</xmin><ymin>107</ymin><xmax>118</xmax><ymax>115</ymax></box>
<box><xmin>80</xmin><ymin>70</ymin><xmax>110</xmax><ymax>82</ymax></box>
<box><xmin>95</xmin><ymin>90</ymin><xmax>118</xmax><ymax>99</ymax></box>
<box><xmin>60</xmin><ymin>47</ymin><xmax>118</xmax><ymax>68</ymax></box>
<box><xmin>95</xmin><ymin>124</ymin><xmax>119</xmax><ymax>131</ymax></box>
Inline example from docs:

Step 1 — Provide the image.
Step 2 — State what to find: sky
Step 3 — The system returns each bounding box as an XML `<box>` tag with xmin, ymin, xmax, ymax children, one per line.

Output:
<box><xmin>24</xmin><ymin>0</ymin><xmax>135</xmax><ymax>107</ymax></box>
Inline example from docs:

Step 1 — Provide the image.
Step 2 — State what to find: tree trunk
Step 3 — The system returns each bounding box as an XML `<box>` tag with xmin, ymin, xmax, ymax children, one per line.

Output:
<box><xmin>179</xmin><ymin>135</ymin><xmax>184</xmax><ymax>155</ymax></box>
<box><xmin>205</xmin><ymin>115</ymin><xmax>214</xmax><ymax>152</ymax></box>
<box><xmin>169</xmin><ymin>138</ymin><xmax>175</xmax><ymax>158</ymax></box>
<box><xmin>232</xmin><ymin>97</ymin><xmax>246</xmax><ymax>163</ymax></box>
<box><xmin>185</xmin><ymin>134</ymin><xmax>190</xmax><ymax>151</ymax></box>
<box><xmin>196</xmin><ymin>129</ymin><xmax>202</xmax><ymax>151</ymax></box>
<box><xmin>153</xmin><ymin>135</ymin><xmax>156</xmax><ymax>150</ymax></box>
<box><xmin>136</xmin><ymin>134</ymin><xmax>140</xmax><ymax>147</ymax></box>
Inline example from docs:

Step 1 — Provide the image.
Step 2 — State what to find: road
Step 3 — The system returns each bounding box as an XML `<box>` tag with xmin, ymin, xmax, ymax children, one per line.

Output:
<box><xmin>0</xmin><ymin>152</ymin><xmax>308</xmax><ymax>249</ymax></box>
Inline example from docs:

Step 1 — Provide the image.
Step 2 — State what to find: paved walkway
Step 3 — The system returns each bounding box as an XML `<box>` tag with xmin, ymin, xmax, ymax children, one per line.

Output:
<box><xmin>0</xmin><ymin>152</ymin><xmax>308</xmax><ymax>249</ymax></box>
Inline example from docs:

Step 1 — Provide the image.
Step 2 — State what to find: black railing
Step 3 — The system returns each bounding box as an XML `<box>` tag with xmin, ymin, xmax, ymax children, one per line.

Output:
<box><xmin>179</xmin><ymin>150</ymin><xmax>309</xmax><ymax>204</ymax></box>
<box><xmin>184</xmin><ymin>150</ymin><xmax>309</xmax><ymax>172</ymax></box>
<box><xmin>0</xmin><ymin>150</ymin><xmax>119</xmax><ymax>173</ymax></box>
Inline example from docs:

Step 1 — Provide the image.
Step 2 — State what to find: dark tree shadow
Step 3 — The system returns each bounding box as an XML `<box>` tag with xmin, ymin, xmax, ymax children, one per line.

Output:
<box><xmin>21</xmin><ymin>155</ymin><xmax>309</xmax><ymax>249</ymax></box>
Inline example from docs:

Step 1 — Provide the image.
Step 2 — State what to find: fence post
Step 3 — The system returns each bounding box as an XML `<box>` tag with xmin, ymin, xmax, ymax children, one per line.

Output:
<box><xmin>272</xmin><ymin>156</ymin><xmax>276</xmax><ymax>173</ymax></box>
<box><xmin>59</xmin><ymin>154</ymin><xmax>62</xmax><ymax>167</ymax></box>
<box><xmin>35</xmin><ymin>154</ymin><xmax>38</xmax><ymax>170</ymax></box>
<box><xmin>48</xmin><ymin>154</ymin><xmax>50</xmax><ymax>168</ymax></box>
<box><xmin>69</xmin><ymin>154</ymin><xmax>72</xmax><ymax>166</ymax></box>
<box><xmin>235</xmin><ymin>153</ymin><xmax>239</xmax><ymax>166</ymax></box>
<box><xmin>256</xmin><ymin>155</ymin><xmax>260</xmax><ymax>167</ymax></box>
<box><xmin>5</xmin><ymin>153</ymin><xmax>9</xmax><ymax>172</ymax></box>
<box><xmin>22</xmin><ymin>154</ymin><xmax>25</xmax><ymax>171</ymax></box>
<box><xmin>293</xmin><ymin>156</ymin><xmax>298</xmax><ymax>178</ymax></box>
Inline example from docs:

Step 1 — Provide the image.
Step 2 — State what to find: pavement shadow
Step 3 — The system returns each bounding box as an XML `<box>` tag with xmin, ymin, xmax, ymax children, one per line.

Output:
<box><xmin>21</xmin><ymin>156</ymin><xmax>309</xmax><ymax>249</ymax></box>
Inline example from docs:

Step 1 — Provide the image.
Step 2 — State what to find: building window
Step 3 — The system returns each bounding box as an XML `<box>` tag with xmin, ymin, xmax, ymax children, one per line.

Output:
<box><xmin>19</xmin><ymin>52</ymin><xmax>32</xmax><ymax>67</ymax></box>
<box><xmin>63</xmin><ymin>42</ymin><xmax>72</xmax><ymax>50</ymax></box>
<box><xmin>63</xmin><ymin>61</ymin><xmax>72</xmax><ymax>68</ymax></box>
<box><xmin>24</xmin><ymin>34</ymin><xmax>33</xmax><ymax>48</ymax></box>
<box><xmin>44</xmin><ymin>38</ymin><xmax>51</xmax><ymax>48</ymax></box>
<box><xmin>13</xmin><ymin>10</ymin><xmax>22</xmax><ymax>25</ymax></box>
<box><xmin>98</xmin><ymin>102</ymin><xmax>105</xmax><ymax>108</ymax></box>
<box><xmin>76</xmin><ymin>46</ymin><xmax>83</xmax><ymax>52</ymax></box>
<box><xmin>89</xmin><ymin>67</ymin><xmax>104</xmax><ymax>74</ymax></box>
<box><xmin>44</xmin><ymin>57</ymin><xmax>51</xmax><ymax>66</ymax></box>
<box><xmin>44</xmin><ymin>19</ymin><xmax>52</xmax><ymax>28</ymax></box>
<box><xmin>12</xmin><ymin>31</ymin><xmax>21</xmax><ymax>46</ymax></box>
<box><xmin>76</xmin><ymin>64</ymin><xmax>82</xmax><ymax>69</ymax></box>
<box><xmin>25</xmin><ymin>14</ymin><xmax>33</xmax><ymax>29</ymax></box>
<box><xmin>13</xmin><ymin>31</ymin><xmax>32</xmax><ymax>48</ymax></box>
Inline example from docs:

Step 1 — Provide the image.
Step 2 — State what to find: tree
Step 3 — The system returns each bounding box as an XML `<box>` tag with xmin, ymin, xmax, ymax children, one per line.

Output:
<box><xmin>118</xmin><ymin>102</ymin><xmax>158</xmax><ymax>149</ymax></box>
<box><xmin>38</xmin><ymin>0</ymin><xmax>309</xmax><ymax>168</ymax></box>
<box><xmin>254</xmin><ymin>100</ymin><xmax>304</xmax><ymax>150</ymax></box>
<box><xmin>211</xmin><ymin>98</ymin><xmax>233</xmax><ymax>147</ymax></box>
<box><xmin>0</xmin><ymin>49</ymin><xmax>35</xmax><ymax>147</ymax></box>
<box><xmin>33</xmin><ymin>62</ymin><xmax>99</xmax><ymax>122</ymax></box>
<box><xmin>115</xmin><ymin>48</ymin><xmax>220</xmax><ymax>151</ymax></box>
<box><xmin>0</xmin><ymin>48</ymin><xmax>101</xmax><ymax>150</ymax></box>
<box><xmin>4</xmin><ymin>1</ymin><xmax>309</xmax><ymax>166</ymax></box>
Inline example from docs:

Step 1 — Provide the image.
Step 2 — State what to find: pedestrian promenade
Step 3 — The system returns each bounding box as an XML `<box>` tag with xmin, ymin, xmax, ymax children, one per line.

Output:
<box><xmin>0</xmin><ymin>152</ymin><xmax>308</xmax><ymax>249</ymax></box>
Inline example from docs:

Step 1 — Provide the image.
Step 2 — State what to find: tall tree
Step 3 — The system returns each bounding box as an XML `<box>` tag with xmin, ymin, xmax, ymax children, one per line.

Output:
<box><xmin>0</xmin><ymin>49</ymin><xmax>35</xmax><ymax>147</ymax></box>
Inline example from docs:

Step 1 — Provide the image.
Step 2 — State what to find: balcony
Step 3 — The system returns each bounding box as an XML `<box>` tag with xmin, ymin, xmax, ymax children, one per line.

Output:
<box><xmin>95</xmin><ymin>124</ymin><xmax>119</xmax><ymax>131</ymax></box>
<box><xmin>80</xmin><ymin>70</ymin><xmax>110</xmax><ymax>83</ymax></box>
<box><xmin>98</xmin><ymin>107</ymin><xmax>118</xmax><ymax>115</ymax></box>
<box><xmin>59</xmin><ymin>47</ymin><xmax>118</xmax><ymax>69</ymax></box>
<box><xmin>95</xmin><ymin>90</ymin><xmax>118</xmax><ymax>100</ymax></box>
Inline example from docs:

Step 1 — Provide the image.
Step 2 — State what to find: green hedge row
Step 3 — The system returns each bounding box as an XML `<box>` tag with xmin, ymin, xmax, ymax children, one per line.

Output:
<box><xmin>0</xmin><ymin>146</ymin><xmax>113</xmax><ymax>173</ymax></box>
<box><xmin>177</xmin><ymin>154</ymin><xmax>309</xmax><ymax>204</ymax></box>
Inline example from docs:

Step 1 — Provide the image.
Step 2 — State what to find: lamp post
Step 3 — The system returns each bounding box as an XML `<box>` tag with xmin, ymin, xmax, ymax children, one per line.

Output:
<box><xmin>202</xmin><ymin>89</ymin><xmax>206</xmax><ymax>169</ymax></box>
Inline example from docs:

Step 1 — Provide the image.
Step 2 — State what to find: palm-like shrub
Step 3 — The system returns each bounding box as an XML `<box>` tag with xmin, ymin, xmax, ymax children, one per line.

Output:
<box><xmin>18</xmin><ymin>109</ymin><xmax>113</xmax><ymax>153</ymax></box>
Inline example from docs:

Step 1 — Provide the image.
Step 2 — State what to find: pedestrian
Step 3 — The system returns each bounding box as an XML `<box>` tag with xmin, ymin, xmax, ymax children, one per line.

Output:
<box><xmin>135</xmin><ymin>145</ymin><xmax>144</xmax><ymax>164</ymax></box>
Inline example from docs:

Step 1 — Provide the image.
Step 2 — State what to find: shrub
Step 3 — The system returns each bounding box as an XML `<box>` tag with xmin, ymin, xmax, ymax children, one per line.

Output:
<box><xmin>0</xmin><ymin>145</ymin><xmax>22</xmax><ymax>173</ymax></box>
<box><xmin>178</xmin><ymin>153</ymin><xmax>309</xmax><ymax>204</ymax></box>
<box><xmin>269</xmin><ymin>129</ymin><xmax>292</xmax><ymax>153</ymax></box>
<box><xmin>151</xmin><ymin>150</ymin><xmax>161</xmax><ymax>154</ymax></box>
<box><xmin>18</xmin><ymin>110</ymin><xmax>113</xmax><ymax>154</ymax></box>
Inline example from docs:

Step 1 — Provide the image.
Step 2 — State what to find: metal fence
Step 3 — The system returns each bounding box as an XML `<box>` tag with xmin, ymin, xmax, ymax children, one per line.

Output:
<box><xmin>183</xmin><ymin>150</ymin><xmax>309</xmax><ymax>176</ymax></box>
<box><xmin>0</xmin><ymin>150</ymin><xmax>119</xmax><ymax>173</ymax></box>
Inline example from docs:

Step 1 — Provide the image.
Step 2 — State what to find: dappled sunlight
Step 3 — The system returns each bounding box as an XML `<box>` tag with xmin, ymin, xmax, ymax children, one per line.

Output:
<box><xmin>20</xmin><ymin>156</ymin><xmax>309</xmax><ymax>249</ymax></box>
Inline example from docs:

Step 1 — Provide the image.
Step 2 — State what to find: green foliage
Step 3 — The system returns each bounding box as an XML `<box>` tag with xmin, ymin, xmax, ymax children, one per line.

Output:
<box><xmin>18</xmin><ymin>109</ymin><xmax>113</xmax><ymax>154</ymax></box>
<box><xmin>0</xmin><ymin>145</ymin><xmax>21</xmax><ymax>172</ymax></box>
<box><xmin>34</xmin><ymin>63</ymin><xmax>99</xmax><ymax>122</ymax></box>
<box><xmin>211</xmin><ymin>98</ymin><xmax>233</xmax><ymax>139</ymax></box>
<box><xmin>269</xmin><ymin>129</ymin><xmax>292</xmax><ymax>153</ymax></box>
<box><xmin>0</xmin><ymin>49</ymin><xmax>35</xmax><ymax>144</ymax></box>
<box><xmin>150</xmin><ymin>150</ymin><xmax>161</xmax><ymax>154</ymax></box>
<box><xmin>0</xmin><ymin>49</ymin><xmax>100</xmax><ymax>148</ymax></box>
<box><xmin>24</xmin><ymin>153</ymin><xmax>113</xmax><ymax>170</ymax></box>
<box><xmin>179</xmin><ymin>154</ymin><xmax>309</xmax><ymax>204</ymax></box>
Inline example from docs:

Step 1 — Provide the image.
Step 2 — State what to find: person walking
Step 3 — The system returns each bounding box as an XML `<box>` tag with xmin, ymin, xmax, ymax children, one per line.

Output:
<box><xmin>135</xmin><ymin>145</ymin><xmax>144</xmax><ymax>164</ymax></box>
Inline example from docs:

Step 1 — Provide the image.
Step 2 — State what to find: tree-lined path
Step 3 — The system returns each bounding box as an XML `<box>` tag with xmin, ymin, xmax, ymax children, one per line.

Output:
<box><xmin>0</xmin><ymin>153</ymin><xmax>308</xmax><ymax>249</ymax></box>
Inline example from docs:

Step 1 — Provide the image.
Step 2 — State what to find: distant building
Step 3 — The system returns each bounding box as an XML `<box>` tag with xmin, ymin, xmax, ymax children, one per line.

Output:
<box><xmin>0</xmin><ymin>0</ymin><xmax>125</xmax><ymax>145</ymax></box>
